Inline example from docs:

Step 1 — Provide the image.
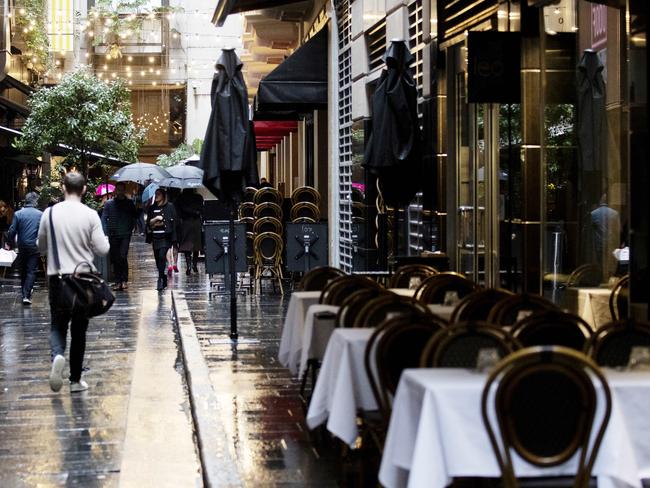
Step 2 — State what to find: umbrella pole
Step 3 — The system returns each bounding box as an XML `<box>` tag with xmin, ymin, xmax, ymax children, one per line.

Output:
<box><xmin>229</xmin><ymin>204</ymin><xmax>238</xmax><ymax>341</ymax></box>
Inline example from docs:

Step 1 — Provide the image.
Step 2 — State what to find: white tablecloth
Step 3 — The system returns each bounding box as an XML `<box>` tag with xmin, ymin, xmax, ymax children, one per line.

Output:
<box><xmin>380</xmin><ymin>368</ymin><xmax>650</xmax><ymax>488</ymax></box>
<box><xmin>278</xmin><ymin>291</ymin><xmax>322</xmax><ymax>373</ymax></box>
<box><xmin>305</xmin><ymin>328</ymin><xmax>376</xmax><ymax>446</ymax></box>
<box><xmin>297</xmin><ymin>304</ymin><xmax>340</xmax><ymax>377</ymax></box>
<box><xmin>564</xmin><ymin>287</ymin><xmax>613</xmax><ymax>329</ymax></box>
<box><xmin>428</xmin><ymin>304</ymin><xmax>454</xmax><ymax>321</ymax></box>
<box><xmin>279</xmin><ymin>289</ymin><xmax>416</xmax><ymax>375</ymax></box>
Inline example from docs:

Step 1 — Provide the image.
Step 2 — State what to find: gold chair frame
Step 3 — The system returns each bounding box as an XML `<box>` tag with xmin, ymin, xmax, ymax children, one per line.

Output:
<box><xmin>254</xmin><ymin>187</ymin><xmax>283</xmax><ymax>206</ymax></box>
<box><xmin>253</xmin><ymin>202</ymin><xmax>283</xmax><ymax>221</ymax></box>
<box><xmin>290</xmin><ymin>202</ymin><xmax>320</xmax><ymax>222</ymax></box>
<box><xmin>481</xmin><ymin>346</ymin><xmax>612</xmax><ymax>488</ymax></box>
<box><xmin>253</xmin><ymin>216</ymin><xmax>283</xmax><ymax>235</ymax></box>
<box><xmin>253</xmin><ymin>231</ymin><xmax>284</xmax><ymax>295</ymax></box>
<box><xmin>290</xmin><ymin>186</ymin><xmax>321</xmax><ymax>206</ymax></box>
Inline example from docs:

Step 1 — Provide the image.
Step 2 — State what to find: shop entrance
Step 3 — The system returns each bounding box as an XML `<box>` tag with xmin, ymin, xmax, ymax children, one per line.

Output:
<box><xmin>449</xmin><ymin>43</ymin><xmax>523</xmax><ymax>290</ymax></box>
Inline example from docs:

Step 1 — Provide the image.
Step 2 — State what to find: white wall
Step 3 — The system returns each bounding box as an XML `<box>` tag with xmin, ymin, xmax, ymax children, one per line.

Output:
<box><xmin>168</xmin><ymin>3</ymin><xmax>244</xmax><ymax>144</ymax></box>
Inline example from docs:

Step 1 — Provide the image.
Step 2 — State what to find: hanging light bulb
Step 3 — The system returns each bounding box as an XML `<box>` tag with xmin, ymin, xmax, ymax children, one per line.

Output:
<box><xmin>127</xmin><ymin>56</ymin><xmax>133</xmax><ymax>62</ymax></box>
<box><xmin>148</xmin><ymin>56</ymin><xmax>155</xmax><ymax>63</ymax></box>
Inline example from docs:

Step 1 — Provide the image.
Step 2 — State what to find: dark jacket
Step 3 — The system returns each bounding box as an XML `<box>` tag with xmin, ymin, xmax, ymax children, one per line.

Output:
<box><xmin>7</xmin><ymin>205</ymin><xmax>43</xmax><ymax>249</ymax></box>
<box><xmin>176</xmin><ymin>191</ymin><xmax>204</xmax><ymax>252</ymax></box>
<box><xmin>101</xmin><ymin>196</ymin><xmax>137</xmax><ymax>238</ymax></box>
<box><xmin>147</xmin><ymin>202</ymin><xmax>177</xmax><ymax>245</ymax></box>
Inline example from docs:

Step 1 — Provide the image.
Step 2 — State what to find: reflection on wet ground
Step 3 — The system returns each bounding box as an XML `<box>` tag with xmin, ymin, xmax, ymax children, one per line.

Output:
<box><xmin>185</xmin><ymin>281</ymin><xmax>379</xmax><ymax>487</ymax></box>
<box><xmin>1</xmin><ymin>238</ymin><xmax>377</xmax><ymax>487</ymax></box>
<box><xmin>0</xmin><ymin>239</ymin><xmax>191</xmax><ymax>487</ymax></box>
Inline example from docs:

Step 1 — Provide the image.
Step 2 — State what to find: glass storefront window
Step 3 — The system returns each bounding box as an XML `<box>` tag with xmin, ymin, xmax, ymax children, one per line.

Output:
<box><xmin>542</xmin><ymin>1</ymin><xmax>630</xmax><ymax>302</ymax></box>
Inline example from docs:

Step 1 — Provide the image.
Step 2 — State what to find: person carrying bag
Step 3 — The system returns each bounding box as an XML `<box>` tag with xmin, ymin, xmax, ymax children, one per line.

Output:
<box><xmin>37</xmin><ymin>172</ymin><xmax>111</xmax><ymax>393</ymax></box>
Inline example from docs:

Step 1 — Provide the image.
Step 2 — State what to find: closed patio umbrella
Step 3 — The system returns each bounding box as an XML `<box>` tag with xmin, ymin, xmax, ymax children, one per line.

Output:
<box><xmin>364</xmin><ymin>40</ymin><xmax>423</xmax><ymax>260</ymax></box>
<box><xmin>198</xmin><ymin>48</ymin><xmax>259</xmax><ymax>340</ymax></box>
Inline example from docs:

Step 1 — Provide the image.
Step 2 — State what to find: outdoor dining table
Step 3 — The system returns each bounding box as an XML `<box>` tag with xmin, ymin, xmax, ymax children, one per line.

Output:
<box><xmin>278</xmin><ymin>288</ymin><xmax>420</xmax><ymax>375</ymax></box>
<box><xmin>564</xmin><ymin>287</ymin><xmax>613</xmax><ymax>329</ymax></box>
<box><xmin>379</xmin><ymin>368</ymin><xmax>650</xmax><ymax>488</ymax></box>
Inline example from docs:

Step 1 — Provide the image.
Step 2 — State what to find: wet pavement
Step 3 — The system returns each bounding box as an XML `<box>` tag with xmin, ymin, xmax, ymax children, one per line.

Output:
<box><xmin>182</xmin><ymin>278</ymin><xmax>378</xmax><ymax>487</ymax></box>
<box><xmin>0</xmin><ymin>239</ymin><xmax>199</xmax><ymax>487</ymax></box>
<box><xmin>1</xmin><ymin>237</ymin><xmax>376</xmax><ymax>487</ymax></box>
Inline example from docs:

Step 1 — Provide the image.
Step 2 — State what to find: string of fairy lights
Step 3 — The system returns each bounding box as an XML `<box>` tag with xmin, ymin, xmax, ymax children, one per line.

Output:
<box><xmin>12</xmin><ymin>7</ymin><xmax>243</xmax><ymax>86</ymax></box>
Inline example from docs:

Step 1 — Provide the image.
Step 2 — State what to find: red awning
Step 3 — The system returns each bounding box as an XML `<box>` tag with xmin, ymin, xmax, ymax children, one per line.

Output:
<box><xmin>254</xmin><ymin>120</ymin><xmax>298</xmax><ymax>150</ymax></box>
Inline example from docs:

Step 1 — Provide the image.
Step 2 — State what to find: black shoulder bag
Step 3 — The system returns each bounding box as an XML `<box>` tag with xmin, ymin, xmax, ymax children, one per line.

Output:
<box><xmin>49</xmin><ymin>207</ymin><xmax>115</xmax><ymax>317</ymax></box>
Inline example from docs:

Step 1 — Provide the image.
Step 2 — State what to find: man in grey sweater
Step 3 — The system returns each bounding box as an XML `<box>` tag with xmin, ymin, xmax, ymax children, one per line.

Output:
<box><xmin>37</xmin><ymin>172</ymin><xmax>110</xmax><ymax>393</ymax></box>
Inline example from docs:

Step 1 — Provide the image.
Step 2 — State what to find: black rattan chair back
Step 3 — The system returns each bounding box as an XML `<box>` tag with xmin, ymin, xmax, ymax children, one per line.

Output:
<box><xmin>353</xmin><ymin>294</ymin><xmax>432</xmax><ymax>328</ymax></box>
<box><xmin>481</xmin><ymin>346</ymin><xmax>611</xmax><ymax>488</ymax></box>
<box><xmin>298</xmin><ymin>266</ymin><xmax>347</xmax><ymax>291</ymax></box>
<box><xmin>450</xmin><ymin>288</ymin><xmax>514</xmax><ymax>323</ymax></box>
<box><xmin>336</xmin><ymin>288</ymin><xmax>390</xmax><ymax>328</ymax></box>
<box><xmin>319</xmin><ymin>275</ymin><xmax>381</xmax><ymax>305</ymax></box>
<box><xmin>511</xmin><ymin>311</ymin><xmax>593</xmax><ymax>351</ymax></box>
<box><xmin>487</xmin><ymin>293</ymin><xmax>559</xmax><ymax>326</ymax></box>
<box><xmin>609</xmin><ymin>275</ymin><xmax>629</xmax><ymax>321</ymax></box>
<box><xmin>585</xmin><ymin>319</ymin><xmax>650</xmax><ymax>367</ymax></box>
<box><xmin>388</xmin><ymin>264</ymin><xmax>439</xmax><ymax>289</ymax></box>
<box><xmin>415</xmin><ymin>273</ymin><xmax>479</xmax><ymax>304</ymax></box>
<box><xmin>421</xmin><ymin>321</ymin><xmax>519</xmax><ymax>368</ymax></box>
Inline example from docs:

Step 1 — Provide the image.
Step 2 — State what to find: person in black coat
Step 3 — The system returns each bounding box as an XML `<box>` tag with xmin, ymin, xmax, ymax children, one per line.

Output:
<box><xmin>175</xmin><ymin>189</ymin><xmax>204</xmax><ymax>275</ymax></box>
<box><xmin>146</xmin><ymin>189</ymin><xmax>177</xmax><ymax>291</ymax></box>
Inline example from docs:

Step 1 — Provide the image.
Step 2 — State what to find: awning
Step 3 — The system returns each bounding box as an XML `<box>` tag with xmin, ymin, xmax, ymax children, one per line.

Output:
<box><xmin>212</xmin><ymin>0</ymin><xmax>308</xmax><ymax>26</ymax></box>
<box><xmin>255</xmin><ymin>27</ymin><xmax>327</xmax><ymax>114</ymax></box>
<box><xmin>254</xmin><ymin>120</ymin><xmax>297</xmax><ymax>150</ymax></box>
<box><xmin>0</xmin><ymin>125</ymin><xmax>130</xmax><ymax>167</ymax></box>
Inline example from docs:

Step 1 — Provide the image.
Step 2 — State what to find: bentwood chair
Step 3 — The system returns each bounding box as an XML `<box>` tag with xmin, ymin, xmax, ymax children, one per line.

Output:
<box><xmin>585</xmin><ymin>319</ymin><xmax>650</xmax><ymax>367</ymax></box>
<box><xmin>450</xmin><ymin>288</ymin><xmax>514</xmax><ymax>323</ymax></box>
<box><xmin>318</xmin><ymin>275</ymin><xmax>381</xmax><ymax>305</ymax></box>
<box><xmin>291</xmin><ymin>186</ymin><xmax>321</xmax><ymax>206</ymax></box>
<box><xmin>609</xmin><ymin>275</ymin><xmax>629</xmax><ymax>321</ymax></box>
<box><xmin>336</xmin><ymin>287</ymin><xmax>390</xmax><ymax>328</ymax></box>
<box><xmin>243</xmin><ymin>186</ymin><xmax>258</xmax><ymax>203</ymax></box>
<box><xmin>487</xmin><ymin>293</ymin><xmax>559</xmax><ymax>327</ymax></box>
<box><xmin>481</xmin><ymin>346</ymin><xmax>611</xmax><ymax>488</ymax></box>
<box><xmin>567</xmin><ymin>264</ymin><xmax>602</xmax><ymax>288</ymax></box>
<box><xmin>352</xmin><ymin>294</ymin><xmax>432</xmax><ymax>328</ymax></box>
<box><xmin>253</xmin><ymin>216</ymin><xmax>283</xmax><ymax>235</ymax></box>
<box><xmin>388</xmin><ymin>264</ymin><xmax>439</xmax><ymax>289</ymax></box>
<box><xmin>364</xmin><ymin>316</ymin><xmax>447</xmax><ymax>450</ymax></box>
<box><xmin>253</xmin><ymin>232</ymin><xmax>284</xmax><ymax>295</ymax></box>
<box><xmin>290</xmin><ymin>202</ymin><xmax>320</xmax><ymax>222</ymax></box>
<box><xmin>254</xmin><ymin>187</ymin><xmax>283</xmax><ymax>206</ymax></box>
<box><xmin>253</xmin><ymin>202</ymin><xmax>284</xmax><ymax>221</ymax></box>
<box><xmin>511</xmin><ymin>310</ymin><xmax>593</xmax><ymax>351</ymax></box>
<box><xmin>298</xmin><ymin>266</ymin><xmax>346</xmax><ymax>291</ymax></box>
<box><xmin>415</xmin><ymin>272</ymin><xmax>479</xmax><ymax>304</ymax></box>
<box><xmin>238</xmin><ymin>201</ymin><xmax>256</xmax><ymax>219</ymax></box>
<box><xmin>238</xmin><ymin>216</ymin><xmax>255</xmax><ymax>234</ymax></box>
<box><xmin>420</xmin><ymin>321</ymin><xmax>519</xmax><ymax>368</ymax></box>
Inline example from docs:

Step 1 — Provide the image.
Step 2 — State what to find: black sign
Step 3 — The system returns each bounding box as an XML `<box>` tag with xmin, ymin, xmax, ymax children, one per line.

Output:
<box><xmin>468</xmin><ymin>32</ymin><xmax>521</xmax><ymax>104</ymax></box>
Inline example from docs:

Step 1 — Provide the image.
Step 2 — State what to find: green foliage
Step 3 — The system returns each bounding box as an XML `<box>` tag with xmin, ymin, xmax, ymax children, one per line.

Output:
<box><xmin>14</xmin><ymin>0</ymin><xmax>51</xmax><ymax>74</ymax></box>
<box><xmin>14</xmin><ymin>67</ymin><xmax>146</xmax><ymax>177</ymax></box>
<box><xmin>88</xmin><ymin>0</ymin><xmax>182</xmax><ymax>58</ymax></box>
<box><xmin>156</xmin><ymin>139</ymin><xmax>202</xmax><ymax>168</ymax></box>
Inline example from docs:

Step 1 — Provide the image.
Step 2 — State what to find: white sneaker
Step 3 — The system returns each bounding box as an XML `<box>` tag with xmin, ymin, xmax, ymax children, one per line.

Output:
<box><xmin>70</xmin><ymin>380</ymin><xmax>89</xmax><ymax>393</ymax></box>
<box><xmin>49</xmin><ymin>355</ymin><xmax>65</xmax><ymax>392</ymax></box>
<box><xmin>22</xmin><ymin>297</ymin><xmax>32</xmax><ymax>305</ymax></box>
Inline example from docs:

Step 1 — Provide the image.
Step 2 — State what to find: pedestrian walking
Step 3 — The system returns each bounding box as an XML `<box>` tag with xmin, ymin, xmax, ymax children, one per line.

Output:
<box><xmin>37</xmin><ymin>172</ymin><xmax>110</xmax><ymax>393</ymax></box>
<box><xmin>175</xmin><ymin>189</ymin><xmax>204</xmax><ymax>275</ymax></box>
<box><xmin>133</xmin><ymin>189</ymin><xmax>145</xmax><ymax>235</ymax></box>
<box><xmin>101</xmin><ymin>182</ymin><xmax>137</xmax><ymax>291</ymax></box>
<box><xmin>146</xmin><ymin>188</ymin><xmax>177</xmax><ymax>291</ymax></box>
<box><xmin>5</xmin><ymin>192</ymin><xmax>43</xmax><ymax>304</ymax></box>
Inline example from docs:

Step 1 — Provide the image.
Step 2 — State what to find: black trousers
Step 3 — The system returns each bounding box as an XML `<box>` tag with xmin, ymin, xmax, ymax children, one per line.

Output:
<box><xmin>109</xmin><ymin>236</ymin><xmax>131</xmax><ymax>283</ymax></box>
<box><xmin>153</xmin><ymin>245</ymin><xmax>170</xmax><ymax>278</ymax></box>
<box><xmin>184</xmin><ymin>251</ymin><xmax>199</xmax><ymax>269</ymax></box>
<box><xmin>48</xmin><ymin>277</ymin><xmax>89</xmax><ymax>382</ymax></box>
<box><xmin>18</xmin><ymin>247</ymin><xmax>40</xmax><ymax>299</ymax></box>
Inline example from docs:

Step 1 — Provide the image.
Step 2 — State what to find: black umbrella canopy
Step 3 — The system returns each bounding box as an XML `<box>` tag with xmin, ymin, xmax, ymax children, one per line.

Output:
<box><xmin>199</xmin><ymin>48</ymin><xmax>258</xmax><ymax>204</ymax></box>
<box><xmin>363</xmin><ymin>40</ymin><xmax>423</xmax><ymax>207</ymax></box>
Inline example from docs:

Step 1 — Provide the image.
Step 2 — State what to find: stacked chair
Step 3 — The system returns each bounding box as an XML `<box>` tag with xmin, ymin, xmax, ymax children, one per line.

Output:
<box><xmin>293</xmin><ymin>263</ymin><xmax>639</xmax><ymax>485</ymax></box>
<box><xmin>290</xmin><ymin>186</ymin><xmax>321</xmax><ymax>223</ymax></box>
<box><xmin>237</xmin><ymin>187</ymin><xmax>285</xmax><ymax>294</ymax></box>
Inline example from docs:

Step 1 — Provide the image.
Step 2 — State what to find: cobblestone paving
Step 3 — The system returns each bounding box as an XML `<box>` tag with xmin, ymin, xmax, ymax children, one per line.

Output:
<box><xmin>184</xmin><ymin>280</ymin><xmax>379</xmax><ymax>488</ymax></box>
<box><xmin>0</xmin><ymin>239</ymin><xmax>188</xmax><ymax>487</ymax></box>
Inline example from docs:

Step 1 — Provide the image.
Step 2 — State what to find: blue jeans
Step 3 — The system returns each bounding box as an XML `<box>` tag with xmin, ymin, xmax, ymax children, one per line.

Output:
<box><xmin>18</xmin><ymin>247</ymin><xmax>40</xmax><ymax>299</ymax></box>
